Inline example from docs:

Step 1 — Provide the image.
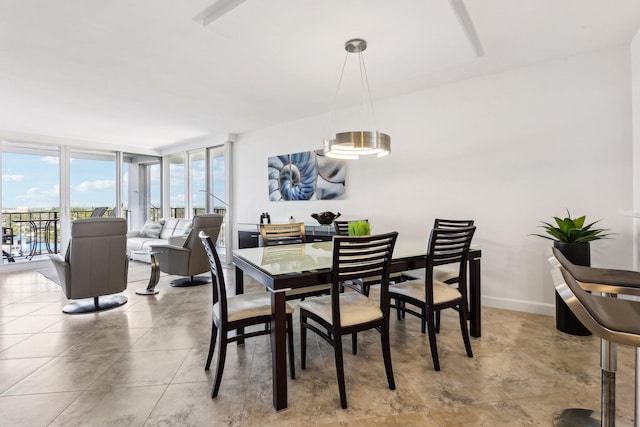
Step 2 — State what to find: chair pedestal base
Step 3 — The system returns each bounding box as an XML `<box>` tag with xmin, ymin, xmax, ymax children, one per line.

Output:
<box><xmin>553</xmin><ymin>408</ymin><xmax>632</xmax><ymax>427</ymax></box>
<box><xmin>62</xmin><ymin>295</ymin><xmax>128</xmax><ymax>314</ymax></box>
<box><xmin>170</xmin><ymin>276</ymin><xmax>211</xmax><ymax>287</ymax></box>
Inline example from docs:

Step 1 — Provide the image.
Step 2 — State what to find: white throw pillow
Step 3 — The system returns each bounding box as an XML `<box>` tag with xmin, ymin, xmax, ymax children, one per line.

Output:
<box><xmin>139</xmin><ymin>220</ymin><xmax>164</xmax><ymax>238</ymax></box>
<box><xmin>181</xmin><ymin>224</ymin><xmax>193</xmax><ymax>236</ymax></box>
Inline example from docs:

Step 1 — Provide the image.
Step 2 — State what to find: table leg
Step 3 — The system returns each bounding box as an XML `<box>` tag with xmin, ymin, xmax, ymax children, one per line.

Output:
<box><xmin>136</xmin><ymin>253</ymin><xmax>161</xmax><ymax>295</ymax></box>
<box><xmin>469</xmin><ymin>257</ymin><xmax>481</xmax><ymax>337</ymax></box>
<box><xmin>235</xmin><ymin>265</ymin><xmax>245</xmax><ymax>345</ymax></box>
<box><xmin>270</xmin><ymin>289</ymin><xmax>288</xmax><ymax>411</ymax></box>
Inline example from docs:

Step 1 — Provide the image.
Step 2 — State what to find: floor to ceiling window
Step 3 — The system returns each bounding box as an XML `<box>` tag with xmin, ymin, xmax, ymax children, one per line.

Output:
<box><xmin>208</xmin><ymin>145</ymin><xmax>227</xmax><ymax>249</ymax></box>
<box><xmin>69</xmin><ymin>149</ymin><xmax>116</xmax><ymax>219</ymax></box>
<box><xmin>168</xmin><ymin>153</ymin><xmax>185</xmax><ymax>219</ymax></box>
<box><xmin>189</xmin><ymin>150</ymin><xmax>206</xmax><ymax>217</ymax></box>
<box><xmin>1</xmin><ymin>141</ymin><xmax>61</xmax><ymax>264</ymax></box>
<box><xmin>123</xmin><ymin>153</ymin><xmax>162</xmax><ymax>230</ymax></box>
<box><xmin>2</xmin><ymin>139</ymin><xmax>228</xmax><ymax>267</ymax></box>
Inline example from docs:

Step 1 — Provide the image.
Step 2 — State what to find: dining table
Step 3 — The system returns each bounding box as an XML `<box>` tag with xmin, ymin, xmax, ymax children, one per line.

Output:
<box><xmin>232</xmin><ymin>237</ymin><xmax>482</xmax><ymax>411</ymax></box>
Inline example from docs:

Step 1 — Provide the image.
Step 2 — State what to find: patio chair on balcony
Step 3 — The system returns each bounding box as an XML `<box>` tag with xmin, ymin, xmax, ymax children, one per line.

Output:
<box><xmin>2</xmin><ymin>226</ymin><xmax>15</xmax><ymax>263</ymax></box>
<box><xmin>90</xmin><ymin>207</ymin><xmax>108</xmax><ymax>217</ymax></box>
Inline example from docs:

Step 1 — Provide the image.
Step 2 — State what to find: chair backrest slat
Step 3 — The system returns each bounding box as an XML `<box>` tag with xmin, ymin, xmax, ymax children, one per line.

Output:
<box><xmin>433</xmin><ymin>218</ymin><xmax>475</xmax><ymax>229</ymax></box>
<box><xmin>425</xmin><ymin>226</ymin><xmax>476</xmax><ymax>303</ymax></box>
<box><xmin>430</xmin><ymin>227</ymin><xmax>476</xmax><ymax>266</ymax></box>
<box><xmin>333</xmin><ymin>219</ymin><xmax>368</xmax><ymax>236</ymax></box>
<box><xmin>260</xmin><ymin>223</ymin><xmax>305</xmax><ymax>246</ymax></box>
<box><xmin>331</xmin><ymin>232</ymin><xmax>398</xmax><ymax>326</ymax></box>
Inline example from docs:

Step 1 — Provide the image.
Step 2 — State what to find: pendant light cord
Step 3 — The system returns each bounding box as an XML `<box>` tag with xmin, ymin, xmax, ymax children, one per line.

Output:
<box><xmin>324</xmin><ymin>46</ymin><xmax>379</xmax><ymax>143</ymax></box>
<box><xmin>359</xmin><ymin>51</ymin><xmax>378</xmax><ymax>132</ymax></box>
<box><xmin>323</xmin><ymin>52</ymin><xmax>349</xmax><ymax>143</ymax></box>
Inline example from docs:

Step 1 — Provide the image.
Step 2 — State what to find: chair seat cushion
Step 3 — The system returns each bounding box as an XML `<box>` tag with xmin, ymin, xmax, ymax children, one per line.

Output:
<box><xmin>298</xmin><ymin>292</ymin><xmax>382</xmax><ymax>327</ymax></box>
<box><xmin>434</xmin><ymin>267</ymin><xmax>459</xmax><ymax>284</ymax></box>
<box><xmin>214</xmin><ymin>293</ymin><xmax>294</xmax><ymax>323</ymax></box>
<box><xmin>389</xmin><ymin>280</ymin><xmax>461</xmax><ymax>305</ymax></box>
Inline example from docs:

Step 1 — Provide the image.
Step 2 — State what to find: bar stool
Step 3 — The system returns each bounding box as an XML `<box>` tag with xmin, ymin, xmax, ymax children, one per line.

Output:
<box><xmin>549</xmin><ymin>253</ymin><xmax>640</xmax><ymax>427</ymax></box>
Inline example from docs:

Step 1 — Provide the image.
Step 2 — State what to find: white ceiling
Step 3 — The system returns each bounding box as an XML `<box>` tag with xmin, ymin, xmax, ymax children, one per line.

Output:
<box><xmin>1</xmin><ymin>0</ymin><xmax>640</xmax><ymax>151</ymax></box>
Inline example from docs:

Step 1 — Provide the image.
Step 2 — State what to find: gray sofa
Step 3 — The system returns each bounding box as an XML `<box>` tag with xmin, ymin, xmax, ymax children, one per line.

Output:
<box><xmin>127</xmin><ymin>218</ymin><xmax>192</xmax><ymax>262</ymax></box>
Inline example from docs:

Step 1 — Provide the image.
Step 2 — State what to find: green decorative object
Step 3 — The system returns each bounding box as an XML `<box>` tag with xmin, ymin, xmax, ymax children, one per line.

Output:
<box><xmin>531</xmin><ymin>210</ymin><xmax>612</xmax><ymax>243</ymax></box>
<box><xmin>348</xmin><ymin>220</ymin><xmax>370</xmax><ymax>236</ymax></box>
<box><xmin>532</xmin><ymin>210</ymin><xmax>613</xmax><ymax>336</ymax></box>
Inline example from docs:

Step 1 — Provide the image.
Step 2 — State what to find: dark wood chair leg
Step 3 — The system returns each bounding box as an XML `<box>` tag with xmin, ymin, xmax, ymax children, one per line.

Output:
<box><xmin>287</xmin><ymin>314</ymin><xmax>295</xmax><ymax>379</ymax></box>
<box><xmin>334</xmin><ymin>336</ymin><xmax>348</xmax><ymax>409</ymax></box>
<box><xmin>396</xmin><ymin>298</ymin><xmax>403</xmax><ymax>320</ymax></box>
<box><xmin>381</xmin><ymin>322</ymin><xmax>395</xmax><ymax>390</ymax></box>
<box><xmin>212</xmin><ymin>333</ymin><xmax>227</xmax><ymax>398</ymax></box>
<box><xmin>205</xmin><ymin>323</ymin><xmax>218</xmax><ymax>370</ymax></box>
<box><xmin>459</xmin><ymin>303</ymin><xmax>473</xmax><ymax>358</ymax></box>
<box><xmin>435</xmin><ymin>310</ymin><xmax>441</xmax><ymax>333</ymax></box>
<box><xmin>421</xmin><ymin>307</ymin><xmax>426</xmax><ymax>334</ymax></box>
<box><xmin>352</xmin><ymin>333</ymin><xmax>357</xmax><ymax>355</ymax></box>
<box><xmin>426</xmin><ymin>309</ymin><xmax>440</xmax><ymax>371</ymax></box>
<box><xmin>300</xmin><ymin>312</ymin><xmax>307</xmax><ymax>370</ymax></box>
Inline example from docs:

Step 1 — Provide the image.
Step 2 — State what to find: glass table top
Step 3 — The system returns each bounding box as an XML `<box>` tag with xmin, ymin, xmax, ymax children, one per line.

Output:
<box><xmin>232</xmin><ymin>237</ymin><xmax>449</xmax><ymax>276</ymax></box>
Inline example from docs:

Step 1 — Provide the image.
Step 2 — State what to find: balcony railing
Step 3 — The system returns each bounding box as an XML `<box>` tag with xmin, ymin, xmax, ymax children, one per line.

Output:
<box><xmin>3</xmin><ymin>210</ymin><xmax>61</xmax><ymax>262</ymax></box>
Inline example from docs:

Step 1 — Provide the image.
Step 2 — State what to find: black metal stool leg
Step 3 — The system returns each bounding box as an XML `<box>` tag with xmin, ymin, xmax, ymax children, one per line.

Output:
<box><xmin>552</xmin><ymin>338</ymin><xmax>632</xmax><ymax>427</ymax></box>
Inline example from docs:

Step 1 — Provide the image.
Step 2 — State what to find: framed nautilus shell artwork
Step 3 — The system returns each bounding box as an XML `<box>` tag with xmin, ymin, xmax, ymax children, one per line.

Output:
<box><xmin>268</xmin><ymin>150</ymin><xmax>346</xmax><ymax>201</ymax></box>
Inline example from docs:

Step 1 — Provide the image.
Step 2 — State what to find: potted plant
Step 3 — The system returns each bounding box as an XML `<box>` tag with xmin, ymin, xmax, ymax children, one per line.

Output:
<box><xmin>348</xmin><ymin>220</ymin><xmax>371</xmax><ymax>236</ymax></box>
<box><xmin>533</xmin><ymin>210</ymin><xmax>612</xmax><ymax>335</ymax></box>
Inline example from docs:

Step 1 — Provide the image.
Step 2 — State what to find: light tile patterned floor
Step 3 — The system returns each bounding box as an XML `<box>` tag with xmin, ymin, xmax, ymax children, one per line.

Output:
<box><xmin>0</xmin><ymin>265</ymin><xmax>636</xmax><ymax>426</ymax></box>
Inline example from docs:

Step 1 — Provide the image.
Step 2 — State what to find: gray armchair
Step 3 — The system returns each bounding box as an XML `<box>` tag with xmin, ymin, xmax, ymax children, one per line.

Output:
<box><xmin>49</xmin><ymin>217</ymin><xmax>129</xmax><ymax>314</ymax></box>
<box><xmin>151</xmin><ymin>213</ymin><xmax>223</xmax><ymax>287</ymax></box>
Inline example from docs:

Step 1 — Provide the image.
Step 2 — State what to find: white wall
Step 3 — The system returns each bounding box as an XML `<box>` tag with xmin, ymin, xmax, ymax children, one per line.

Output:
<box><xmin>632</xmin><ymin>31</ymin><xmax>640</xmax><ymax>270</ymax></box>
<box><xmin>233</xmin><ymin>46</ymin><xmax>633</xmax><ymax>315</ymax></box>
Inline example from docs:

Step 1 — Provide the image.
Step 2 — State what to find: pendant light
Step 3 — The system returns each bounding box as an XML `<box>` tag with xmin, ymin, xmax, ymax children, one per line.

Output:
<box><xmin>323</xmin><ymin>38</ymin><xmax>390</xmax><ymax>160</ymax></box>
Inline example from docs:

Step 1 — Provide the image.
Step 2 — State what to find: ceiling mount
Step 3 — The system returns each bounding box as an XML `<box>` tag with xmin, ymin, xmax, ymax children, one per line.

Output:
<box><xmin>344</xmin><ymin>38</ymin><xmax>367</xmax><ymax>54</ymax></box>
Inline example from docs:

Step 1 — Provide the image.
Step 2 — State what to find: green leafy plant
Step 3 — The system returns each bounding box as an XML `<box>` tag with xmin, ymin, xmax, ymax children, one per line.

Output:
<box><xmin>348</xmin><ymin>220</ymin><xmax>371</xmax><ymax>236</ymax></box>
<box><xmin>532</xmin><ymin>210</ymin><xmax>612</xmax><ymax>243</ymax></box>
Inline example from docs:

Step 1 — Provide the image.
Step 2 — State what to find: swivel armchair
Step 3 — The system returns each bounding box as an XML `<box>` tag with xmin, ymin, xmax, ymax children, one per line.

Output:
<box><xmin>151</xmin><ymin>213</ymin><xmax>223</xmax><ymax>287</ymax></box>
<box><xmin>49</xmin><ymin>217</ymin><xmax>129</xmax><ymax>314</ymax></box>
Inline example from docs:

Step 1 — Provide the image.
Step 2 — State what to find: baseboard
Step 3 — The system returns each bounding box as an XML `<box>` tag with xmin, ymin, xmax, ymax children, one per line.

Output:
<box><xmin>482</xmin><ymin>295</ymin><xmax>555</xmax><ymax>316</ymax></box>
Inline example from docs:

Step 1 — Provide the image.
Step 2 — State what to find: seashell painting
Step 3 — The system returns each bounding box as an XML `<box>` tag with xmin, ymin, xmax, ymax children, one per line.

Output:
<box><xmin>268</xmin><ymin>150</ymin><xmax>345</xmax><ymax>201</ymax></box>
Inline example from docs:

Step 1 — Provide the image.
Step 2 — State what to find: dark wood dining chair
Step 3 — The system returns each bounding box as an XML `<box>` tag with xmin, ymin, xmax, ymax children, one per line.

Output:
<box><xmin>299</xmin><ymin>232</ymin><xmax>398</xmax><ymax>409</ymax></box>
<box><xmin>431</xmin><ymin>219</ymin><xmax>475</xmax><ymax>331</ymax></box>
<box><xmin>389</xmin><ymin>226</ymin><xmax>476</xmax><ymax>371</ymax></box>
<box><xmin>332</xmin><ymin>220</ymin><xmax>357</xmax><ymax>236</ymax></box>
<box><xmin>260</xmin><ymin>222</ymin><xmax>305</xmax><ymax>246</ymax></box>
<box><xmin>199</xmin><ymin>231</ymin><xmax>296</xmax><ymax>398</ymax></box>
<box><xmin>333</xmin><ymin>219</ymin><xmax>408</xmax><ymax>296</ymax></box>
<box><xmin>260</xmin><ymin>222</ymin><xmax>330</xmax><ymax>300</ymax></box>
